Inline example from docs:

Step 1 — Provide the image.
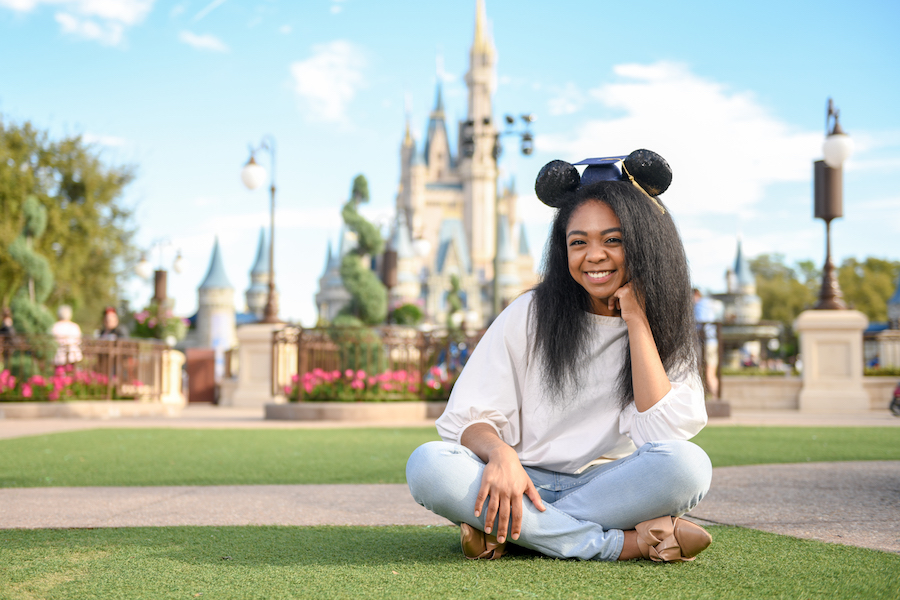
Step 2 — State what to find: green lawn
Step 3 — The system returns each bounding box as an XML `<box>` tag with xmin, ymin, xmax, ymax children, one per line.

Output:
<box><xmin>1</xmin><ymin>525</ymin><xmax>898</xmax><ymax>600</ymax></box>
<box><xmin>1</xmin><ymin>426</ymin><xmax>898</xmax><ymax>488</ymax></box>
<box><xmin>2</xmin><ymin>426</ymin><xmax>898</xmax><ymax>599</ymax></box>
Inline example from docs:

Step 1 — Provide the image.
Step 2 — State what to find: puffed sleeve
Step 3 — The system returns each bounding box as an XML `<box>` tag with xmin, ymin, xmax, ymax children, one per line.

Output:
<box><xmin>434</xmin><ymin>293</ymin><xmax>532</xmax><ymax>446</ymax></box>
<box><xmin>617</xmin><ymin>370</ymin><xmax>707</xmax><ymax>447</ymax></box>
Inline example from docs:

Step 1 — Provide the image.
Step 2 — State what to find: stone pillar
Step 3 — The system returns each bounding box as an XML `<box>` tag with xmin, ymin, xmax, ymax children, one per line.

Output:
<box><xmin>218</xmin><ymin>322</ymin><xmax>284</xmax><ymax>407</ymax></box>
<box><xmin>159</xmin><ymin>349</ymin><xmax>186</xmax><ymax>406</ymax></box>
<box><xmin>794</xmin><ymin>310</ymin><xmax>868</xmax><ymax>412</ymax></box>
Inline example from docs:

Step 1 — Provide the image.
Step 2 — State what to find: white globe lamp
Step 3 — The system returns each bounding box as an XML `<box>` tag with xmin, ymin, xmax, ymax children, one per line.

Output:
<box><xmin>135</xmin><ymin>254</ymin><xmax>153</xmax><ymax>280</ymax></box>
<box><xmin>822</xmin><ymin>131</ymin><xmax>854</xmax><ymax>169</ymax></box>
<box><xmin>241</xmin><ymin>156</ymin><xmax>267</xmax><ymax>190</ymax></box>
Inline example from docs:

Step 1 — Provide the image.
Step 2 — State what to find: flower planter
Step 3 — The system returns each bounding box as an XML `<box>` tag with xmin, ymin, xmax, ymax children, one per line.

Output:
<box><xmin>0</xmin><ymin>400</ymin><xmax>181</xmax><ymax>419</ymax></box>
<box><xmin>264</xmin><ymin>401</ymin><xmax>447</xmax><ymax>422</ymax></box>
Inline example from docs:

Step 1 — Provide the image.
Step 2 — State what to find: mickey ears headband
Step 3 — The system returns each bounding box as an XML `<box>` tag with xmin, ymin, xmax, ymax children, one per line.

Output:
<box><xmin>534</xmin><ymin>149</ymin><xmax>672</xmax><ymax>214</ymax></box>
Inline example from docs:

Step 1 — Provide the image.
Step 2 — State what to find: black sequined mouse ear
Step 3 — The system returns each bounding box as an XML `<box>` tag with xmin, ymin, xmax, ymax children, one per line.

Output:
<box><xmin>534</xmin><ymin>160</ymin><xmax>580</xmax><ymax>208</ymax></box>
<box><xmin>623</xmin><ymin>149</ymin><xmax>672</xmax><ymax>197</ymax></box>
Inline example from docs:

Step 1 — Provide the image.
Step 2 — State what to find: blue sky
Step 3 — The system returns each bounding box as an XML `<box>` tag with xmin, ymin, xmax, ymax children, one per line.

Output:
<box><xmin>1</xmin><ymin>0</ymin><xmax>898</xmax><ymax>325</ymax></box>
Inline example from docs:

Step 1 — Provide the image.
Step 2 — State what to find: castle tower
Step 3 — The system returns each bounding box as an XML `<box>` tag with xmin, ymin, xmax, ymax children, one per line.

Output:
<box><xmin>245</xmin><ymin>227</ymin><xmax>274</xmax><ymax>320</ymax></box>
<box><xmin>725</xmin><ymin>237</ymin><xmax>762</xmax><ymax>324</ymax></box>
<box><xmin>516</xmin><ymin>223</ymin><xmax>538</xmax><ymax>290</ymax></box>
<box><xmin>315</xmin><ymin>231</ymin><xmax>354</xmax><ymax>323</ymax></box>
<box><xmin>392</xmin><ymin>209</ymin><xmax>421</xmax><ymax>306</ymax></box>
<box><xmin>459</xmin><ymin>0</ymin><xmax>498</xmax><ymax>280</ymax></box>
<box><xmin>496</xmin><ymin>214</ymin><xmax>521</xmax><ymax>307</ymax></box>
<box><xmin>732</xmin><ymin>237</ymin><xmax>756</xmax><ymax>296</ymax></box>
<box><xmin>425</xmin><ymin>85</ymin><xmax>453</xmax><ymax>182</ymax></box>
<box><xmin>196</xmin><ymin>236</ymin><xmax>237</xmax><ymax>356</ymax></box>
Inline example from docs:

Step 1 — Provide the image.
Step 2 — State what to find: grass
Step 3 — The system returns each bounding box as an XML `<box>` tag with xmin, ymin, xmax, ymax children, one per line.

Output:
<box><xmin>1</xmin><ymin>426</ymin><xmax>898</xmax><ymax>598</ymax></box>
<box><xmin>1</xmin><ymin>525</ymin><xmax>898</xmax><ymax>600</ymax></box>
<box><xmin>0</xmin><ymin>426</ymin><xmax>899</xmax><ymax>488</ymax></box>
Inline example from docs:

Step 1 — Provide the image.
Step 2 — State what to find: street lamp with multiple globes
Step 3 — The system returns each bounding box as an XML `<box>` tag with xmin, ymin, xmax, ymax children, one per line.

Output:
<box><xmin>241</xmin><ymin>135</ymin><xmax>280</xmax><ymax>323</ymax></box>
<box><xmin>813</xmin><ymin>98</ymin><xmax>854</xmax><ymax>310</ymax></box>
<box><xmin>461</xmin><ymin>113</ymin><xmax>535</xmax><ymax>320</ymax></box>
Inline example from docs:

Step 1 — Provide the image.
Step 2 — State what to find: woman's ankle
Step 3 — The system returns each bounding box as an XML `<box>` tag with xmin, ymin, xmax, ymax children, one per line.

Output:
<box><xmin>617</xmin><ymin>530</ymin><xmax>642</xmax><ymax>560</ymax></box>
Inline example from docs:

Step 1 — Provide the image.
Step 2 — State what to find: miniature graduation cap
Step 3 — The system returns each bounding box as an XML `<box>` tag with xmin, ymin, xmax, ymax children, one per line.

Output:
<box><xmin>534</xmin><ymin>149</ymin><xmax>672</xmax><ymax>213</ymax></box>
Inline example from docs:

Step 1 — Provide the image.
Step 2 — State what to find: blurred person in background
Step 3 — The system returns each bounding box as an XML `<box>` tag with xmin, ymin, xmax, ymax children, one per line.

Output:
<box><xmin>51</xmin><ymin>305</ymin><xmax>82</xmax><ymax>366</ymax></box>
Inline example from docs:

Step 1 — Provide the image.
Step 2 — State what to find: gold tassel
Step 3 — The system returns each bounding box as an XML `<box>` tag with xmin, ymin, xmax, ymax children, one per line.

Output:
<box><xmin>621</xmin><ymin>163</ymin><xmax>666</xmax><ymax>215</ymax></box>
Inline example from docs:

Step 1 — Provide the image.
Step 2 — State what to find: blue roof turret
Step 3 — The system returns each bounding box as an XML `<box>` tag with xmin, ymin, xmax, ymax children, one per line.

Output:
<box><xmin>199</xmin><ymin>236</ymin><xmax>233</xmax><ymax>290</ymax></box>
<box><xmin>250</xmin><ymin>227</ymin><xmax>269</xmax><ymax>276</ymax></box>
<box><xmin>518</xmin><ymin>223</ymin><xmax>530</xmax><ymax>256</ymax></box>
<box><xmin>734</xmin><ymin>238</ymin><xmax>753</xmax><ymax>289</ymax></box>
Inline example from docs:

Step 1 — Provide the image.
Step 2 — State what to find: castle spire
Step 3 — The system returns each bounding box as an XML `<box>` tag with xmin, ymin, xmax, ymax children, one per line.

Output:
<box><xmin>199</xmin><ymin>236</ymin><xmax>232</xmax><ymax>290</ymax></box>
<box><xmin>433</xmin><ymin>81</ymin><xmax>445</xmax><ymax>116</ymax></box>
<box><xmin>250</xmin><ymin>227</ymin><xmax>269</xmax><ymax>276</ymax></box>
<box><xmin>472</xmin><ymin>0</ymin><xmax>494</xmax><ymax>58</ymax></box>
<box><xmin>733</xmin><ymin>236</ymin><xmax>755</xmax><ymax>294</ymax></box>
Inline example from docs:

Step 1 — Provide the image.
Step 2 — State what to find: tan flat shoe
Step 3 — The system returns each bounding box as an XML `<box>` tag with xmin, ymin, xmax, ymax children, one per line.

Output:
<box><xmin>460</xmin><ymin>523</ymin><xmax>507</xmax><ymax>560</ymax></box>
<box><xmin>635</xmin><ymin>516</ymin><xmax>712</xmax><ymax>562</ymax></box>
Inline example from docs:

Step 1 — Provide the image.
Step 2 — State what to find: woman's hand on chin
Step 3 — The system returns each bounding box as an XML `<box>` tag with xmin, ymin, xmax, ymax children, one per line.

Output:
<box><xmin>609</xmin><ymin>282</ymin><xmax>648</xmax><ymax>326</ymax></box>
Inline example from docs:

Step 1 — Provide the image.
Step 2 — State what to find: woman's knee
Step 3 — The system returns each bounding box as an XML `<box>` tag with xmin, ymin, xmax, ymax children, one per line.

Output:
<box><xmin>644</xmin><ymin>440</ymin><xmax>712</xmax><ymax>497</ymax></box>
<box><xmin>406</xmin><ymin>441</ymin><xmax>462</xmax><ymax>502</ymax></box>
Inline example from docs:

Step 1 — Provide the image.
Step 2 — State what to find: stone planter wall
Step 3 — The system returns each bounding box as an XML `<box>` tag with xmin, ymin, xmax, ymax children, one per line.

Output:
<box><xmin>721</xmin><ymin>376</ymin><xmax>897</xmax><ymax>411</ymax></box>
<box><xmin>265</xmin><ymin>401</ymin><xmax>447</xmax><ymax>422</ymax></box>
<box><xmin>0</xmin><ymin>401</ymin><xmax>182</xmax><ymax>419</ymax></box>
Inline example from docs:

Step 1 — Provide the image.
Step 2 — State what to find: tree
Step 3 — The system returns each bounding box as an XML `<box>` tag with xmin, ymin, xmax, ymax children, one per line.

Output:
<box><xmin>0</xmin><ymin>117</ymin><xmax>136</xmax><ymax>330</ymax></box>
<box><xmin>749</xmin><ymin>254</ymin><xmax>819</xmax><ymax>357</ymax></box>
<box><xmin>749</xmin><ymin>254</ymin><xmax>819</xmax><ymax>327</ymax></box>
<box><xmin>7</xmin><ymin>195</ymin><xmax>54</xmax><ymax>335</ymax></box>
<box><xmin>335</xmin><ymin>174</ymin><xmax>387</xmax><ymax>326</ymax></box>
<box><xmin>838</xmin><ymin>257</ymin><xmax>900</xmax><ymax>322</ymax></box>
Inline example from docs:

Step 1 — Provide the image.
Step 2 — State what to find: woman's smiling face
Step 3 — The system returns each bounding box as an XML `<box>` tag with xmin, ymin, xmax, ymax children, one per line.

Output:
<box><xmin>566</xmin><ymin>199</ymin><xmax>628</xmax><ymax>316</ymax></box>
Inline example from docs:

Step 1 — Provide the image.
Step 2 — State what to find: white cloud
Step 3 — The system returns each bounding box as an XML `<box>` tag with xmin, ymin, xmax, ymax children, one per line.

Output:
<box><xmin>178</xmin><ymin>30</ymin><xmax>228</xmax><ymax>52</ymax></box>
<box><xmin>538</xmin><ymin>61</ymin><xmax>821</xmax><ymax>216</ymax></box>
<box><xmin>330</xmin><ymin>0</ymin><xmax>345</xmax><ymax>15</ymax></box>
<box><xmin>55</xmin><ymin>11</ymin><xmax>122</xmax><ymax>44</ymax></box>
<box><xmin>2</xmin><ymin>0</ymin><xmax>155</xmax><ymax>45</ymax></box>
<box><xmin>547</xmin><ymin>82</ymin><xmax>586</xmax><ymax>116</ymax></box>
<box><xmin>279</xmin><ymin>24</ymin><xmax>291</xmax><ymax>34</ymax></box>
<box><xmin>192</xmin><ymin>0</ymin><xmax>225</xmax><ymax>22</ymax></box>
<box><xmin>290</xmin><ymin>40</ymin><xmax>366</xmax><ymax>124</ymax></box>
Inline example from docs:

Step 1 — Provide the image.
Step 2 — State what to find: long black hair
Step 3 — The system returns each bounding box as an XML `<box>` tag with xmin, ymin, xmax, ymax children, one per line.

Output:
<box><xmin>530</xmin><ymin>180</ymin><xmax>698</xmax><ymax>408</ymax></box>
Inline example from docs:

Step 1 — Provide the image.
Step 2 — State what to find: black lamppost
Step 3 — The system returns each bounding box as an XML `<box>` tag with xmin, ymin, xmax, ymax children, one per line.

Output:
<box><xmin>461</xmin><ymin>113</ymin><xmax>535</xmax><ymax>320</ymax></box>
<box><xmin>241</xmin><ymin>135</ymin><xmax>280</xmax><ymax>323</ymax></box>
<box><xmin>813</xmin><ymin>98</ymin><xmax>854</xmax><ymax>310</ymax></box>
<box><xmin>136</xmin><ymin>238</ymin><xmax>184</xmax><ymax>303</ymax></box>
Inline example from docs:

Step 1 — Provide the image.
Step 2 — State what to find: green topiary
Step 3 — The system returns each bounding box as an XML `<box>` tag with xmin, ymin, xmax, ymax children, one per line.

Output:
<box><xmin>8</xmin><ymin>195</ymin><xmax>54</xmax><ymax>336</ymax></box>
<box><xmin>392</xmin><ymin>303</ymin><xmax>423</xmax><ymax>326</ymax></box>
<box><xmin>337</xmin><ymin>174</ymin><xmax>387</xmax><ymax>326</ymax></box>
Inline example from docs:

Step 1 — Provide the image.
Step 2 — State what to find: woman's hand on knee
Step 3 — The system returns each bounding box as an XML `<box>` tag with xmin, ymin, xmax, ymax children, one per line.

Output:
<box><xmin>474</xmin><ymin>445</ymin><xmax>546</xmax><ymax>544</ymax></box>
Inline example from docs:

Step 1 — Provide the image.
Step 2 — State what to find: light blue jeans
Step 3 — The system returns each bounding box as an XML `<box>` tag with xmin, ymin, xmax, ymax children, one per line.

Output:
<box><xmin>406</xmin><ymin>440</ymin><xmax>712</xmax><ymax>561</ymax></box>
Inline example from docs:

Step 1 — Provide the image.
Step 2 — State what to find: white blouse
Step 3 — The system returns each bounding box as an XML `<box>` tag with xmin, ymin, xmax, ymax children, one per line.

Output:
<box><xmin>435</xmin><ymin>291</ymin><xmax>707</xmax><ymax>474</ymax></box>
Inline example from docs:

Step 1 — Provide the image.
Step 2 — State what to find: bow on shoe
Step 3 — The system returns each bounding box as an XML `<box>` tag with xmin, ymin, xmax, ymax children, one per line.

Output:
<box><xmin>635</xmin><ymin>516</ymin><xmax>712</xmax><ymax>562</ymax></box>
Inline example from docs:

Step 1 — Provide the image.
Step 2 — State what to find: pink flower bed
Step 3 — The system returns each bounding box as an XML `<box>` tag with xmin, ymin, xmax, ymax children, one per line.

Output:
<box><xmin>284</xmin><ymin>368</ymin><xmax>424</xmax><ymax>402</ymax></box>
<box><xmin>0</xmin><ymin>365</ymin><xmax>143</xmax><ymax>401</ymax></box>
<box><xmin>283</xmin><ymin>366</ymin><xmax>460</xmax><ymax>402</ymax></box>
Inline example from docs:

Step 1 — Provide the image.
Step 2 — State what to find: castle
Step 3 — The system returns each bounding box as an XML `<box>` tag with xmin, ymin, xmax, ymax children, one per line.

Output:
<box><xmin>315</xmin><ymin>0</ymin><xmax>537</xmax><ymax>328</ymax></box>
<box><xmin>181</xmin><ymin>228</ymin><xmax>276</xmax><ymax>376</ymax></box>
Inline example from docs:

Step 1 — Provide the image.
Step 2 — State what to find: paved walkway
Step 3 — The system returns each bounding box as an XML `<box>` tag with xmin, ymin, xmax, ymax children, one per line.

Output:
<box><xmin>1</xmin><ymin>406</ymin><xmax>898</xmax><ymax>555</ymax></box>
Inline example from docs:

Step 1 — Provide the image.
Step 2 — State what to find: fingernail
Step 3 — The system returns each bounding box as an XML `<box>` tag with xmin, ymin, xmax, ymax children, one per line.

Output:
<box><xmin>511</xmin><ymin>533</ymin><xmax>519</xmax><ymax>540</ymax></box>
<box><xmin>497</xmin><ymin>536</ymin><xmax>504</xmax><ymax>543</ymax></box>
<box><xmin>485</xmin><ymin>526</ymin><xmax>491</xmax><ymax>533</ymax></box>
<box><xmin>474</xmin><ymin>511</ymin><xmax>480</xmax><ymax>517</ymax></box>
